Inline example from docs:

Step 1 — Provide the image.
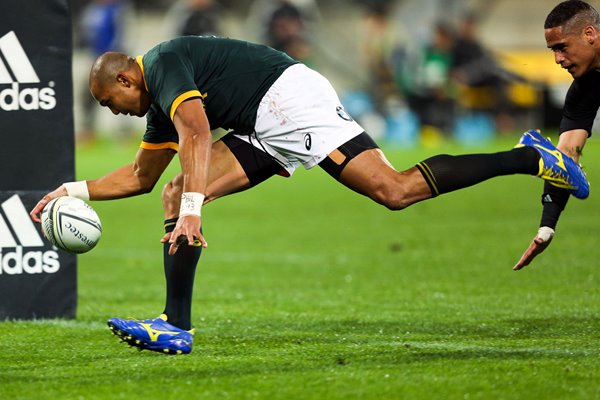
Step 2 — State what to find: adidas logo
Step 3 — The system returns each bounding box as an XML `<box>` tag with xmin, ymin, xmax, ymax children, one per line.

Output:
<box><xmin>0</xmin><ymin>195</ymin><xmax>60</xmax><ymax>274</ymax></box>
<box><xmin>0</xmin><ymin>31</ymin><xmax>57</xmax><ymax>111</ymax></box>
<box><xmin>542</xmin><ymin>194</ymin><xmax>553</xmax><ymax>204</ymax></box>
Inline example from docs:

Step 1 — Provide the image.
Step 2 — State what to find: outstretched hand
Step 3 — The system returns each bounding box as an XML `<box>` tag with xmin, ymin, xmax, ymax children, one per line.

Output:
<box><xmin>513</xmin><ymin>227</ymin><xmax>555</xmax><ymax>270</ymax></box>
<box><xmin>162</xmin><ymin>214</ymin><xmax>207</xmax><ymax>255</ymax></box>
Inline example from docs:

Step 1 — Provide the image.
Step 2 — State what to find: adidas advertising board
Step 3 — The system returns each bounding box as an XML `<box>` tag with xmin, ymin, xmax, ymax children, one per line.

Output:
<box><xmin>0</xmin><ymin>1</ymin><xmax>74</xmax><ymax>191</ymax></box>
<box><xmin>0</xmin><ymin>195</ymin><xmax>60</xmax><ymax>275</ymax></box>
<box><xmin>0</xmin><ymin>193</ymin><xmax>77</xmax><ymax>319</ymax></box>
<box><xmin>0</xmin><ymin>1</ymin><xmax>76</xmax><ymax>320</ymax></box>
<box><xmin>0</xmin><ymin>31</ymin><xmax>57</xmax><ymax>111</ymax></box>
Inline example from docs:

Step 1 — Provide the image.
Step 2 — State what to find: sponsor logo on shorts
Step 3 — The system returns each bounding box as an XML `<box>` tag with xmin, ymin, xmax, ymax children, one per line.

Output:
<box><xmin>336</xmin><ymin>105</ymin><xmax>353</xmax><ymax>121</ymax></box>
<box><xmin>304</xmin><ymin>133</ymin><xmax>312</xmax><ymax>150</ymax></box>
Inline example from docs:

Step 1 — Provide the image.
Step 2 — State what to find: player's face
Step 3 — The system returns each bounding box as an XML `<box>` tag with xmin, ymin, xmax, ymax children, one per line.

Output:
<box><xmin>545</xmin><ymin>25</ymin><xmax>600</xmax><ymax>79</ymax></box>
<box><xmin>92</xmin><ymin>80</ymin><xmax>151</xmax><ymax>118</ymax></box>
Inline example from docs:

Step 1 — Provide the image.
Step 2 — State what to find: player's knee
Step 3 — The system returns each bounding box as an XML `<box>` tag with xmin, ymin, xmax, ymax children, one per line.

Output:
<box><xmin>371</xmin><ymin>182</ymin><xmax>411</xmax><ymax>211</ymax></box>
<box><xmin>376</xmin><ymin>192</ymin><xmax>411</xmax><ymax>211</ymax></box>
<box><xmin>161</xmin><ymin>177</ymin><xmax>183</xmax><ymax>205</ymax></box>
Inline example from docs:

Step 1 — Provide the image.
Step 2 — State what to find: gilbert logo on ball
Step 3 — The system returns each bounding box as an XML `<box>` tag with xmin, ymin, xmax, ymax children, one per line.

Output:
<box><xmin>41</xmin><ymin>197</ymin><xmax>102</xmax><ymax>254</ymax></box>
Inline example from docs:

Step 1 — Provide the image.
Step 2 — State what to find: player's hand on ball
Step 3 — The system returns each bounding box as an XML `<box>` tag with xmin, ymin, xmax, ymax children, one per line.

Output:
<box><xmin>40</xmin><ymin>197</ymin><xmax>102</xmax><ymax>253</ymax></box>
<box><xmin>165</xmin><ymin>214</ymin><xmax>207</xmax><ymax>255</ymax></box>
<box><xmin>513</xmin><ymin>227</ymin><xmax>554</xmax><ymax>271</ymax></box>
<box><xmin>30</xmin><ymin>185</ymin><xmax>69</xmax><ymax>223</ymax></box>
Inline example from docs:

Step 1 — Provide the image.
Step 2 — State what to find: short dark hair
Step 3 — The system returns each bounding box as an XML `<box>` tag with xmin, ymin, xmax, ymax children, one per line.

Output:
<box><xmin>544</xmin><ymin>0</ymin><xmax>600</xmax><ymax>32</ymax></box>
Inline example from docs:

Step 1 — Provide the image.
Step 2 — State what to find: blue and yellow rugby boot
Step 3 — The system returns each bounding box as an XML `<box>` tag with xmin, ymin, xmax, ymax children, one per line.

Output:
<box><xmin>107</xmin><ymin>314</ymin><xmax>194</xmax><ymax>355</ymax></box>
<box><xmin>516</xmin><ymin>129</ymin><xmax>589</xmax><ymax>199</ymax></box>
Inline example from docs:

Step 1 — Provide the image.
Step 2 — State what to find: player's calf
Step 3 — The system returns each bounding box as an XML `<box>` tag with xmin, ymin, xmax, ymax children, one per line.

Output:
<box><xmin>416</xmin><ymin>147</ymin><xmax>539</xmax><ymax>197</ymax></box>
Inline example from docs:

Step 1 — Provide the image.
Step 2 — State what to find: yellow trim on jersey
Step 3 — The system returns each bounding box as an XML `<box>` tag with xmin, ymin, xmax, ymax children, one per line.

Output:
<box><xmin>140</xmin><ymin>141</ymin><xmax>179</xmax><ymax>152</ymax></box>
<box><xmin>135</xmin><ymin>56</ymin><xmax>149</xmax><ymax>92</ymax></box>
<box><xmin>170</xmin><ymin>90</ymin><xmax>203</xmax><ymax>121</ymax></box>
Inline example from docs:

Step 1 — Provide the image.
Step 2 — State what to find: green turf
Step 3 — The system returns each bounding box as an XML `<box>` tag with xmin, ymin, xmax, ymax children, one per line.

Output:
<box><xmin>1</xmin><ymin>136</ymin><xmax>599</xmax><ymax>400</ymax></box>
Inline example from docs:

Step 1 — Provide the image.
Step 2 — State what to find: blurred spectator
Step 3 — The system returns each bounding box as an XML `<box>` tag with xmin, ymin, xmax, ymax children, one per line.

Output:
<box><xmin>450</xmin><ymin>13</ymin><xmax>515</xmax><ymax>133</ymax></box>
<box><xmin>248</xmin><ymin>0</ymin><xmax>318</xmax><ymax>65</ymax></box>
<box><xmin>359</xmin><ymin>2</ymin><xmax>399</xmax><ymax>114</ymax></box>
<box><xmin>346</xmin><ymin>1</ymin><xmax>421</xmax><ymax>145</ymax></box>
<box><xmin>79</xmin><ymin>0</ymin><xmax>132</xmax><ymax>56</ymax></box>
<box><xmin>266</xmin><ymin>1</ymin><xmax>312</xmax><ymax>63</ymax></box>
<box><xmin>266</xmin><ymin>2</ymin><xmax>303</xmax><ymax>47</ymax></box>
<box><xmin>396</xmin><ymin>22</ymin><xmax>456</xmax><ymax>135</ymax></box>
<box><xmin>163</xmin><ymin>0</ymin><xmax>222</xmax><ymax>38</ymax></box>
<box><xmin>76</xmin><ymin>0</ymin><xmax>135</xmax><ymax>143</ymax></box>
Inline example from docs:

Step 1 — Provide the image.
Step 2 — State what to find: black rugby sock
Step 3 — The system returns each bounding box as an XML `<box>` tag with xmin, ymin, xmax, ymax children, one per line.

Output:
<box><xmin>416</xmin><ymin>146</ymin><xmax>540</xmax><ymax>196</ymax></box>
<box><xmin>162</xmin><ymin>218</ymin><xmax>202</xmax><ymax>331</ymax></box>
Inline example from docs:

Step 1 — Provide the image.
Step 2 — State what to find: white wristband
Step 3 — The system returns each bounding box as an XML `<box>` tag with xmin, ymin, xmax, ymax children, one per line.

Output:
<box><xmin>64</xmin><ymin>181</ymin><xmax>90</xmax><ymax>201</ymax></box>
<box><xmin>180</xmin><ymin>192</ymin><xmax>205</xmax><ymax>217</ymax></box>
<box><xmin>537</xmin><ymin>226</ymin><xmax>555</xmax><ymax>242</ymax></box>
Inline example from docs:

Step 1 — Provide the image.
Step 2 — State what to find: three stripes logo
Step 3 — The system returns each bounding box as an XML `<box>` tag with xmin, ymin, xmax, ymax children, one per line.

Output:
<box><xmin>0</xmin><ymin>31</ymin><xmax>57</xmax><ymax>111</ymax></box>
<box><xmin>0</xmin><ymin>195</ymin><xmax>60</xmax><ymax>275</ymax></box>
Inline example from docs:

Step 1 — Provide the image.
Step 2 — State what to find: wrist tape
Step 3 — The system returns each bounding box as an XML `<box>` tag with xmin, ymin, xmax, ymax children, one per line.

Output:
<box><xmin>64</xmin><ymin>181</ymin><xmax>90</xmax><ymax>201</ymax></box>
<box><xmin>180</xmin><ymin>192</ymin><xmax>205</xmax><ymax>217</ymax></box>
<box><xmin>537</xmin><ymin>226</ymin><xmax>555</xmax><ymax>242</ymax></box>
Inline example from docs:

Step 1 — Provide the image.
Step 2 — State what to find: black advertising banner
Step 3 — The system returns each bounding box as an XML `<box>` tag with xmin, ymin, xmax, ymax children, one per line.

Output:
<box><xmin>0</xmin><ymin>1</ymin><xmax>76</xmax><ymax>319</ymax></box>
<box><xmin>0</xmin><ymin>192</ymin><xmax>77</xmax><ymax>319</ymax></box>
<box><xmin>0</xmin><ymin>0</ymin><xmax>74</xmax><ymax>190</ymax></box>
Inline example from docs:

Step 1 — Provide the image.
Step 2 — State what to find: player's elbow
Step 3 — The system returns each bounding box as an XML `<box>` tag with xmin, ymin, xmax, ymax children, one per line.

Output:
<box><xmin>137</xmin><ymin>178</ymin><xmax>157</xmax><ymax>194</ymax></box>
<box><xmin>133</xmin><ymin>167</ymin><xmax>160</xmax><ymax>194</ymax></box>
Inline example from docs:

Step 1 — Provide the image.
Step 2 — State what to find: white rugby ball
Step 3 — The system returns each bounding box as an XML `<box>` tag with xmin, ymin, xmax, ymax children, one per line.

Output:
<box><xmin>41</xmin><ymin>197</ymin><xmax>102</xmax><ymax>254</ymax></box>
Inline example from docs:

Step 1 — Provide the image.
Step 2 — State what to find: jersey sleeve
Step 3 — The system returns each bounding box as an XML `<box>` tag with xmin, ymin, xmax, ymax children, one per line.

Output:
<box><xmin>560</xmin><ymin>75</ymin><xmax>600</xmax><ymax>137</ymax></box>
<box><xmin>147</xmin><ymin>51</ymin><xmax>203</xmax><ymax>121</ymax></box>
<box><xmin>141</xmin><ymin>104</ymin><xmax>179</xmax><ymax>151</ymax></box>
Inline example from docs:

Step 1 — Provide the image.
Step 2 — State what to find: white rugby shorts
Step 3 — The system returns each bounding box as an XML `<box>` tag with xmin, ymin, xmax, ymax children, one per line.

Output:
<box><xmin>232</xmin><ymin>63</ymin><xmax>365</xmax><ymax>176</ymax></box>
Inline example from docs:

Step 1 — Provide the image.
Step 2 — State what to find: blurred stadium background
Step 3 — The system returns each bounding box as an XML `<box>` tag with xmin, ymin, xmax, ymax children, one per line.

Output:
<box><xmin>71</xmin><ymin>0</ymin><xmax>600</xmax><ymax>146</ymax></box>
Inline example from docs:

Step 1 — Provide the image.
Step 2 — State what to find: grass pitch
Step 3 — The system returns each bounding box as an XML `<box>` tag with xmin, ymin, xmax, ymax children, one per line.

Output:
<box><xmin>1</xmin><ymin>136</ymin><xmax>599</xmax><ymax>399</ymax></box>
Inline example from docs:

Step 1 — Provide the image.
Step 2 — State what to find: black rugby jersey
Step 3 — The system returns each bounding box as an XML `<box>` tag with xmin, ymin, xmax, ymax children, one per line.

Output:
<box><xmin>560</xmin><ymin>69</ymin><xmax>600</xmax><ymax>137</ymax></box>
<box><xmin>138</xmin><ymin>36</ymin><xmax>298</xmax><ymax>151</ymax></box>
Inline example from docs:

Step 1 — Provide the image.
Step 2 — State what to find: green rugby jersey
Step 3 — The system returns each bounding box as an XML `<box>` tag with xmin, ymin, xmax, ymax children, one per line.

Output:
<box><xmin>138</xmin><ymin>36</ymin><xmax>298</xmax><ymax>151</ymax></box>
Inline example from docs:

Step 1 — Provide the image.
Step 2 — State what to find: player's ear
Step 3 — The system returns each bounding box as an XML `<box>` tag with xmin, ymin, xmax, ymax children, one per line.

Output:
<box><xmin>116</xmin><ymin>73</ymin><xmax>131</xmax><ymax>88</ymax></box>
<box><xmin>584</xmin><ymin>25</ymin><xmax>598</xmax><ymax>44</ymax></box>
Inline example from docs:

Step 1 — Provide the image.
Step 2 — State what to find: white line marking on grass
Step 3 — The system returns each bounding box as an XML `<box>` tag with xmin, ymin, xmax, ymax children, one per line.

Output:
<box><xmin>28</xmin><ymin>319</ymin><xmax>106</xmax><ymax>329</ymax></box>
<box><xmin>396</xmin><ymin>341</ymin><xmax>591</xmax><ymax>357</ymax></box>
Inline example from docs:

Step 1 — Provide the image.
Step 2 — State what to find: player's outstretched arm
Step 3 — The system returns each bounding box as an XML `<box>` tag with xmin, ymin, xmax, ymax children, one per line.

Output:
<box><xmin>514</xmin><ymin>129</ymin><xmax>588</xmax><ymax>270</ymax></box>
<box><xmin>87</xmin><ymin>147</ymin><xmax>176</xmax><ymax>200</ymax></box>
<box><xmin>30</xmin><ymin>147</ymin><xmax>175</xmax><ymax>222</ymax></box>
